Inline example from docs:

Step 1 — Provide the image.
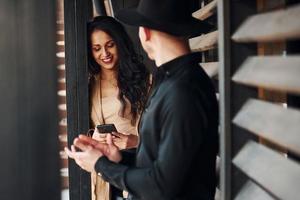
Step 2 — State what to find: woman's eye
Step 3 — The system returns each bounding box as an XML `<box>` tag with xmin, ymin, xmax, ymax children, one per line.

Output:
<box><xmin>93</xmin><ymin>47</ymin><xmax>100</xmax><ymax>51</ymax></box>
<box><xmin>107</xmin><ymin>42</ymin><xmax>115</xmax><ymax>48</ymax></box>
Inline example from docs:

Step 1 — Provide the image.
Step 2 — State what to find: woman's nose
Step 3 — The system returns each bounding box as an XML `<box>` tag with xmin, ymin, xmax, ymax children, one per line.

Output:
<box><xmin>101</xmin><ymin>48</ymin><xmax>110</xmax><ymax>57</ymax></box>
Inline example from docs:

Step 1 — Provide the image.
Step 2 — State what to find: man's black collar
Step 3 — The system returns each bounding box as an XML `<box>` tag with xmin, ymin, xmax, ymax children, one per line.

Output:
<box><xmin>153</xmin><ymin>52</ymin><xmax>201</xmax><ymax>79</ymax></box>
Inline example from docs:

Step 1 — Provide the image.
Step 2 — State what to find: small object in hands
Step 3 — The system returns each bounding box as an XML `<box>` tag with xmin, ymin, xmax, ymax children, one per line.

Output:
<box><xmin>96</xmin><ymin>124</ymin><xmax>117</xmax><ymax>133</ymax></box>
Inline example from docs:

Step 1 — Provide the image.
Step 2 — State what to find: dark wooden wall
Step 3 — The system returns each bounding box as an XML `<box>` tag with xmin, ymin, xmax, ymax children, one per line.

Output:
<box><xmin>0</xmin><ymin>0</ymin><xmax>60</xmax><ymax>200</ymax></box>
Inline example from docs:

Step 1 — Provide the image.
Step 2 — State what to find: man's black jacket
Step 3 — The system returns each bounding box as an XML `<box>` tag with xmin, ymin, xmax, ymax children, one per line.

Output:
<box><xmin>95</xmin><ymin>52</ymin><xmax>219</xmax><ymax>200</ymax></box>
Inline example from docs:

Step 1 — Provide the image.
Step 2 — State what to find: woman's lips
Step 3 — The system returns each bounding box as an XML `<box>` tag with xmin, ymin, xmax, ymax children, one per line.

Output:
<box><xmin>101</xmin><ymin>56</ymin><xmax>113</xmax><ymax>64</ymax></box>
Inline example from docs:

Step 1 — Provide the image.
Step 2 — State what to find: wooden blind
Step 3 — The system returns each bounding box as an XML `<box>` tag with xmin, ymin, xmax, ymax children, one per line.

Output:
<box><xmin>193</xmin><ymin>0</ymin><xmax>217</xmax><ymax>20</ymax></box>
<box><xmin>219</xmin><ymin>1</ymin><xmax>300</xmax><ymax>199</ymax></box>
<box><xmin>190</xmin><ymin>0</ymin><xmax>219</xmax><ymax>80</ymax></box>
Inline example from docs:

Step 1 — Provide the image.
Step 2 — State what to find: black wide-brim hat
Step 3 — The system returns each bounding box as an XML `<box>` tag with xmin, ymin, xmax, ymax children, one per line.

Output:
<box><xmin>115</xmin><ymin>0</ymin><xmax>213</xmax><ymax>38</ymax></box>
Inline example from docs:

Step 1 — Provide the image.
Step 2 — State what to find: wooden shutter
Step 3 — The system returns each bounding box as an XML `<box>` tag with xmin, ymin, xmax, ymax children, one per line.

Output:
<box><xmin>190</xmin><ymin>0</ymin><xmax>219</xmax><ymax>80</ymax></box>
<box><xmin>218</xmin><ymin>0</ymin><xmax>300</xmax><ymax>199</ymax></box>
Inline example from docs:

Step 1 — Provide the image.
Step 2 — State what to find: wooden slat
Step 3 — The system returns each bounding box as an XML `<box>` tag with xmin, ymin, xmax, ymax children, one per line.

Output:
<box><xmin>189</xmin><ymin>30</ymin><xmax>218</xmax><ymax>52</ymax></box>
<box><xmin>104</xmin><ymin>0</ymin><xmax>113</xmax><ymax>16</ymax></box>
<box><xmin>233</xmin><ymin>98</ymin><xmax>300</xmax><ymax>156</ymax></box>
<box><xmin>192</xmin><ymin>0</ymin><xmax>217</xmax><ymax>20</ymax></box>
<box><xmin>235</xmin><ymin>181</ymin><xmax>273</xmax><ymax>200</ymax></box>
<box><xmin>233</xmin><ymin>141</ymin><xmax>300</xmax><ymax>200</ymax></box>
<box><xmin>232</xmin><ymin>4</ymin><xmax>300</xmax><ymax>42</ymax></box>
<box><xmin>232</xmin><ymin>56</ymin><xmax>300</xmax><ymax>95</ymax></box>
<box><xmin>200</xmin><ymin>62</ymin><xmax>218</xmax><ymax>77</ymax></box>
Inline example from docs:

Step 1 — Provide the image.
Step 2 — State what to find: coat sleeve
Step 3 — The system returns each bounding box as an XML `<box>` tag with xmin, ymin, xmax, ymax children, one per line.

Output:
<box><xmin>95</xmin><ymin>89</ymin><xmax>207</xmax><ymax>200</ymax></box>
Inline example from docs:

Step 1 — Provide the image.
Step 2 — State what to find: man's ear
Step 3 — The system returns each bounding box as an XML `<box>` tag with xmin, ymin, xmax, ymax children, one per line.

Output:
<box><xmin>143</xmin><ymin>27</ymin><xmax>151</xmax><ymax>41</ymax></box>
<box><xmin>139</xmin><ymin>26</ymin><xmax>151</xmax><ymax>41</ymax></box>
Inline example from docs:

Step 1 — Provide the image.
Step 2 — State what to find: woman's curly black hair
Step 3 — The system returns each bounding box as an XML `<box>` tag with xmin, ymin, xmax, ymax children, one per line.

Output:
<box><xmin>87</xmin><ymin>16</ymin><xmax>150</xmax><ymax>125</ymax></box>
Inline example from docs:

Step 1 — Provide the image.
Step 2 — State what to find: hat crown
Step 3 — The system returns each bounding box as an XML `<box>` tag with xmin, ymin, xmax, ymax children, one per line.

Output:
<box><xmin>137</xmin><ymin>0</ymin><xmax>190</xmax><ymax>23</ymax></box>
<box><xmin>115</xmin><ymin>0</ymin><xmax>212</xmax><ymax>38</ymax></box>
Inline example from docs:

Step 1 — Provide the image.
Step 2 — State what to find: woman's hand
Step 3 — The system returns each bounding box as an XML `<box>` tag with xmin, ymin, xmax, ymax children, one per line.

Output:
<box><xmin>92</xmin><ymin>127</ymin><xmax>108</xmax><ymax>144</ymax></box>
<box><xmin>111</xmin><ymin>132</ymin><xmax>139</xmax><ymax>150</ymax></box>
<box><xmin>91</xmin><ymin>126</ymin><xmax>139</xmax><ymax>149</ymax></box>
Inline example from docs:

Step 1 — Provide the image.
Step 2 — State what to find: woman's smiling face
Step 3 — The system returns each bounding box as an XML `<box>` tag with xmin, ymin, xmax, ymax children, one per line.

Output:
<box><xmin>91</xmin><ymin>29</ymin><xmax>119</xmax><ymax>71</ymax></box>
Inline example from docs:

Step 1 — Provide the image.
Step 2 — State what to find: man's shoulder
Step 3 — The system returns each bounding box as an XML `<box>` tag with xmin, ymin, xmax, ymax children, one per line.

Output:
<box><xmin>160</xmin><ymin>78</ymin><xmax>202</xmax><ymax>108</ymax></box>
<box><xmin>165</xmin><ymin>69</ymin><xmax>207</xmax><ymax>95</ymax></box>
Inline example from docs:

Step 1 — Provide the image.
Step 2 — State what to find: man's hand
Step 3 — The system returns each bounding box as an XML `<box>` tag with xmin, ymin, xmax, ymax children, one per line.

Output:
<box><xmin>78</xmin><ymin>134</ymin><xmax>122</xmax><ymax>163</ymax></box>
<box><xmin>65</xmin><ymin>134</ymin><xmax>122</xmax><ymax>173</ymax></box>
<box><xmin>64</xmin><ymin>139</ymin><xmax>103</xmax><ymax>173</ymax></box>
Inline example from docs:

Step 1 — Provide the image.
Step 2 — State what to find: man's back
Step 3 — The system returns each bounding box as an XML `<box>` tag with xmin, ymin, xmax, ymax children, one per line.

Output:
<box><xmin>126</xmin><ymin>52</ymin><xmax>219</xmax><ymax>200</ymax></box>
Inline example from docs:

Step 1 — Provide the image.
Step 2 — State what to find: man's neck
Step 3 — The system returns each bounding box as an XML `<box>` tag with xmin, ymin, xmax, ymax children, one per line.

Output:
<box><xmin>154</xmin><ymin>38</ymin><xmax>191</xmax><ymax>67</ymax></box>
<box><xmin>155</xmin><ymin>49</ymin><xmax>190</xmax><ymax>67</ymax></box>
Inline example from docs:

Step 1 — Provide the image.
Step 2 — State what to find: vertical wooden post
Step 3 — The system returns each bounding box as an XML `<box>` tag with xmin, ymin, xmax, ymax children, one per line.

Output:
<box><xmin>64</xmin><ymin>0</ymin><xmax>93</xmax><ymax>199</ymax></box>
<box><xmin>217</xmin><ymin>1</ymin><xmax>231</xmax><ymax>199</ymax></box>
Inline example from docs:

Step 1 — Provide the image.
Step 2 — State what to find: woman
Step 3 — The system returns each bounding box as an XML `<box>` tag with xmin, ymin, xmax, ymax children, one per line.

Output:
<box><xmin>87</xmin><ymin>16</ymin><xmax>149</xmax><ymax>200</ymax></box>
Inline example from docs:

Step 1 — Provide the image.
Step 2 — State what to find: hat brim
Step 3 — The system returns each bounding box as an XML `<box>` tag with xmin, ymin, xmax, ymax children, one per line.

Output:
<box><xmin>116</xmin><ymin>8</ymin><xmax>213</xmax><ymax>38</ymax></box>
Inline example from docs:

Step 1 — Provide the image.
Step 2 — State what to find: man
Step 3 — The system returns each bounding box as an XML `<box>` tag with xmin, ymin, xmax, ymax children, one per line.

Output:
<box><xmin>65</xmin><ymin>0</ymin><xmax>219</xmax><ymax>199</ymax></box>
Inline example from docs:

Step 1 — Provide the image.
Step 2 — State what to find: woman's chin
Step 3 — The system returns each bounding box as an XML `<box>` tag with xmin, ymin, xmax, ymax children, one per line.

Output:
<box><xmin>100</xmin><ymin>63</ymin><xmax>117</xmax><ymax>71</ymax></box>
